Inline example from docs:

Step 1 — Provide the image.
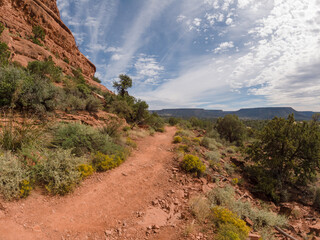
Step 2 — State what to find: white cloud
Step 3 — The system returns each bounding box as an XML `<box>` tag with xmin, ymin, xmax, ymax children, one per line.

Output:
<box><xmin>228</xmin><ymin>0</ymin><xmax>320</xmax><ymax>110</ymax></box>
<box><xmin>214</xmin><ymin>41</ymin><xmax>234</xmax><ymax>53</ymax></box>
<box><xmin>105</xmin><ymin>47</ymin><xmax>122</xmax><ymax>53</ymax></box>
<box><xmin>204</xmin><ymin>0</ymin><xmax>220</xmax><ymax>9</ymax></box>
<box><xmin>226</xmin><ymin>18</ymin><xmax>233</xmax><ymax>25</ymax></box>
<box><xmin>237</xmin><ymin>0</ymin><xmax>254</xmax><ymax>9</ymax></box>
<box><xmin>177</xmin><ymin>15</ymin><xmax>186</xmax><ymax>22</ymax></box>
<box><xmin>58</xmin><ymin>0</ymin><xmax>320</xmax><ymax>111</ymax></box>
<box><xmin>104</xmin><ymin>0</ymin><xmax>174</xmax><ymax>80</ymax></box>
<box><xmin>133</xmin><ymin>55</ymin><xmax>164</xmax><ymax>85</ymax></box>
<box><xmin>111</xmin><ymin>54</ymin><xmax>122</xmax><ymax>61</ymax></box>
<box><xmin>193</xmin><ymin>18</ymin><xmax>202</xmax><ymax>27</ymax></box>
<box><xmin>138</xmin><ymin>56</ymin><xmax>234</xmax><ymax>109</ymax></box>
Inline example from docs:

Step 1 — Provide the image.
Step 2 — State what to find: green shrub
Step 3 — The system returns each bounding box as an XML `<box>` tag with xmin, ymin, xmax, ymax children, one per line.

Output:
<box><xmin>0</xmin><ymin>65</ymin><xmax>24</xmax><ymax>107</ymax></box>
<box><xmin>190</xmin><ymin>196</ymin><xmax>211</xmax><ymax>221</ymax></box>
<box><xmin>149</xmin><ymin>128</ymin><xmax>155</xmax><ymax>136</ymax></box>
<box><xmin>205</xmin><ymin>151</ymin><xmax>221</xmax><ymax>162</ymax></box>
<box><xmin>122</xmin><ymin>126</ymin><xmax>131</xmax><ymax>132</ymax></box>
<box><xmin>92</xmin><ymin>76</ymin><xmax>101</xmax><ymax>83</ymax></box>
<box><xmin>245</xmin><ymin>166</ymin><xmax>281</xmax><ymax>202</ymax></box>
<box><xmin>178</xmin><ymin>144</ymin><xmax>189</xmax><ymax>153</ymax></box>
<box><xmin>0</xmin><ymin>152</ymin><xmax>29</xmax><ymax>200</ymax></box>
<box><xmin>173</xmin><ymin>136</ymin><xmax>182</xmax><ymax>143</ymax></box>
<box><xmin>72</xmin><ymin>68</ymin><xmax>85</xmax><ymax>84</ymax></box>
<box><xmin>98</xmin><ymin>121</ymin><xmax>121</xmax><ymax>138</ymax></box>
<box><xmin>206</xmin><ymin>129</ymin><xmax>220</xmax><ymax>139</ymax></box>
<box><xmin>78</xmin><ymin>164</ymin><xmax>94</xmax><ymax>179</ymax></box>
<box><xmin>181</xmin><ymin>154</ymin><xmax>206</xmax><ymax>176</ymax></box>
<box><xmin>53</xmin><ymin>122</ymin><xmax>123</xmax><ymax>156</ymax></box>
<box><xmin>17</xmin><ymin>75</ymin><xmax>60</xmax><ymax>113</ymax></box>
<box><xmin>224</xmin><ymin>163</ymin><xmax>235</xmax><ymax>176</ymax></box>
<box><xmin>0</xmin><ymin>22</ymin><xmax>4</xmax><ymax>35</ymax></box>
<box><xmin>175</xmin><ymin>130</ymin><xmax>193</xmax><ymax>137</ymax></box>
<box><xmin>208</xmin><ymin>186</ymin><xmax>287</xmax><ymax>231</ymax></box>
<box><xmin>144</xmin><ymin>112</ymin><xmax>165</xmax><ymax>132</ymax></box>
<box><xmin>108</xmin><ymin>98</ymin><xmax>133</xmax><ymax>120</ymax></box>
<box><xmin>27</xmin><ymin>59</ymin><xmax>62</xmax><ymax>83</ymax></box>
<box><xmin>63</xmin><ymin>58</ymin><xmax>70</xmax><ymax>64</ymax></box>
<box><xmin>208</xmin><ymin>185</ymin><xmax>235</xmax><ymax>206</ymax></box>
<box><xmin>201</xmin><ymin>137</ymin><xmax>218</xmax><ymax>151</ymax></box>
<box><xmin>192</xmin><ymin>137</ymin><xmax>201</xmax><ymax>145</ymax></box>
<box><xmin>92</xmin><ymin>152</ymin><xmax>123</xmax><ymax>172</ymax></box>
<box><xmin>63</xmin><ymin>94</ymin><xmax>86</xmax><ymax>111</ymax></box>
<box><xmin>226</xmin><ymin>146</ymin><xmax>236</xmax><ymax>154</ymax></box>
<box><xmin>168</xmin><ymin>117</ymin><xmax>180</xmax><ymax>126</ymax></box>
<box><xmin>0</xmin><ymin>118</ymin><xmax>44</xmax><ymax>152</ymax></box>
<box><xmin>0</xmin><ymin>42</ymin><xmax>11</xmax><ymax>65</ymax></box>
<box><xmin>34</xmin><ymin>149</ymin><xmax>84</xmax><ymax>195</ymax></box>
<box><xmin>77</xmin><ymin>83</ymin><xmax>91</xmax><ymax>96</ymax></box>
<box><xmin>126</xmin><ymin>137</ymin><xmax>137</xmax><ymax>148</ymax></box>
<box><xmin>32</xmin><ymin>25</ymin><xmax>45</xmax><ymax>41</ymax></box>
<box><xmin>32</xmin><ymin>37</ymin><xmax>42</xmax><ymax>46</ymax></box>
<box><xmin>211</xmin><ymin>206</ymin><xmax>250</xmax><ymax>240</ymax></box>
<box><xmin>156</xmin><ymin>127</ymin><xmax>165</xmax><ymax>132</ymax></box>
<box><xmin>85</xmin><ymin>95</ymin><xmax>102</xmax><ymax>112</ymax></box>
<box><xmin>1</xmin><ymin>61</ymin><xmax>62</xmax><ymax>112</ymax></box>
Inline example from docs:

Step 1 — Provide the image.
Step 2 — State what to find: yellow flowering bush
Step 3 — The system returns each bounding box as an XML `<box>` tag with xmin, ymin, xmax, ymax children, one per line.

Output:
<box><xmin>126</xmin><ymin>137</ymin><xmax>137</xmax><ymax>148</ymax></box>
<box><xmin>19</xmin><ymin>179</ymin><xmax>32</xmax><ymax>198</ymax></box>
<box><xmin>178</xmin><ymin>145</ymin><xmax>189</xmax><ymax>153</ymax></box>
<box><xmin>173</xmin><ymin>136</ymin><xmax>182</xmax><ymax>143</ymax></box>
<box><xmin>192</xmin><ymin>137</ymin><xmax>201</xmax><ymax>145</ymax></box>
<box><xmin>78</xmin><ymin>164</ymin><xmax>94</xmax><ymax>179</ymax></box>
<box><xmin>92</xmin><ymin>152</ymin><xmax>123</xmax><ymax>172</ymax></box>
<box><xmin>181</xmin><ymin>154</ymin><xmax>206</xmax><ymax>176</ymax></box>
<box><xmin>232</xmin><ymin>178</ymin><xmax>239</xmax><ymax>185</ymax></box>
<box><xmin>211</xmin><ymin>206</ymin><xmax>250</xmax><ymax>240</ymax></box>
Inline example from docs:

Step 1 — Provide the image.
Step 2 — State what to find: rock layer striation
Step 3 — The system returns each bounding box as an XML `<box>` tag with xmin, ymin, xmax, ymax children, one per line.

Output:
<box><xmin>0</xmin><ymin>0</ymin><xmax>108</xmax><ymax>91</ymax></box>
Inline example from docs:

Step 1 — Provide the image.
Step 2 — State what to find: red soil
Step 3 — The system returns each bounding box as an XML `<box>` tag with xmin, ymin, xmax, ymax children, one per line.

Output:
<box><xmin>0</xmin><ymin>127</ymin><xmax>186</xmax><ymax>240</ymax></box>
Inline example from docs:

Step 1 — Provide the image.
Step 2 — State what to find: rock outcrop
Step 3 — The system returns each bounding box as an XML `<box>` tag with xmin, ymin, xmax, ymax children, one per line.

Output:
<box><xmin>0</xmin><ymin>0</ymin><xmax>109</xmax><ymax>91</ymax></box>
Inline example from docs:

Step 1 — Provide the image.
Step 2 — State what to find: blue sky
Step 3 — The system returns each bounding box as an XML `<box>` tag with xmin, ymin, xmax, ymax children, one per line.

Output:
<box><xmin>56</xmin><ymin>0</ymin><xmax>320</xmax><ymax>111</ymax></box>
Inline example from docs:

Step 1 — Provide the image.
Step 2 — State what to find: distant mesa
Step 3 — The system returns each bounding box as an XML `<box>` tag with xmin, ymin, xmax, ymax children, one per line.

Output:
<box><xmin>151</xmin><ymin>107</ymin><xmax>319</xmax><ymax>120</ymax></box>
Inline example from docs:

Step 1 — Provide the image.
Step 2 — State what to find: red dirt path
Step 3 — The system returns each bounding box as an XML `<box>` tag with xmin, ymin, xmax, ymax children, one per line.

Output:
<box><xmin>0</xmin><ymin>127</ymin><xmax>182</xmax><ymax>240</ymax></box>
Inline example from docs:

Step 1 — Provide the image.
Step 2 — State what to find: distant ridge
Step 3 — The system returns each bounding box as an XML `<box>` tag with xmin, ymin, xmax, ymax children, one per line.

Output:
<box><xmin>151</xmin><ymin>107</ymin><xmax>319</xmax><ymax>120</ymax></box>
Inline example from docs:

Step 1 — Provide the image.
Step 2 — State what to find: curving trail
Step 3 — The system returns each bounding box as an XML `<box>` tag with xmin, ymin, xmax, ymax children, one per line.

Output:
<box><xmin>0</xmin><ymin>126</ymin><xmax>179</xmax><ymax>240</ymax></box>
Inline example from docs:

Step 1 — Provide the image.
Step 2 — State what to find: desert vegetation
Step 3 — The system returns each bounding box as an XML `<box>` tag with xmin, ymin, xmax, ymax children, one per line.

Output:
<box><xmin>169</xmin><ymin>114</ymin><xmax>320</xmax><ymax>239</ymax></box>
<box><xmin>0</xmin><ymin>24</ymin><xmax>164</xmax><ymax>201</ymax></box>
<box><xmin>1</xmin><ymin>16</ymin><xmax>320</xmax><ymax>239</ymax></box>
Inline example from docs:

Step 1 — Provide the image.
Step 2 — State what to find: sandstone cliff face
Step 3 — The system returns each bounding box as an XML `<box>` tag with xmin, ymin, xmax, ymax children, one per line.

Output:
<box><xmin>0</xmin><ymin>0</ymin><xmax>108</xmax><ymax>91</ymax></box>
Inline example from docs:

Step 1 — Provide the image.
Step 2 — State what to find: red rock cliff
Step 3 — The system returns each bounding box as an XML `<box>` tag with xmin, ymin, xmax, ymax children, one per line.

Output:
<box><xmin>0</xmin><ymin>0</ymin><xmax>108</xmax><ymax>91</ymax></box>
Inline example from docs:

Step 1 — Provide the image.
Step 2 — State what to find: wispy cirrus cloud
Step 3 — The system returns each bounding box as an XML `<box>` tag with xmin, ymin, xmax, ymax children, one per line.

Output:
<box><xmin>132</xmin><ymin>54</ymin><xmax>164</xmax><ymax>85</ymax></box>
<box><xmin>57</xmin><ymin>0</ymin><xmax>119</xmax><ymax>62</ymax></box>
<box><xmin>58</xmin><ymin>0</ymin><xmax>320</xmax><ymax>111</ymax></box>
<box><xmin>103</xmin><ymin>0</ymin><xmax>174</xmax><ymax>81</ymax></box>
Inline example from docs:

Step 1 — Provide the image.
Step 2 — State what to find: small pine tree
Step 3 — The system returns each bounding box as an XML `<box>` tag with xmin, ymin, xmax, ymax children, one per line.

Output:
<box><xmin>216</xmin><ymin>115</ymin><xmax>246</xmax><ymax>144</ymax></box>
<box><xmin>113</xmin><ymin>74</ymin><xmax>132</xmax><ymax>97</ymax></box>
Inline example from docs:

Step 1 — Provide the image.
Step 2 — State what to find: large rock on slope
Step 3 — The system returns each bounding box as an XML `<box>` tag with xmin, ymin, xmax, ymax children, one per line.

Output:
<box><xmin>0</xmin><ymin>0</ymin><xmax>109</xmax><ymax>91</ymax></box>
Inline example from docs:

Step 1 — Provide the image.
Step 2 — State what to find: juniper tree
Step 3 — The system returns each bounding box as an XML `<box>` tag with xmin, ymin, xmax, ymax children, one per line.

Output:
<box><xmin>246</xmin><ymin>114</ymin><xmax>320</xmax><ymax>201</ymax></box>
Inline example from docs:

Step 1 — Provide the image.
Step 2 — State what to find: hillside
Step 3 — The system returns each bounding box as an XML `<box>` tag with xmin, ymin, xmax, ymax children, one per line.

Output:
<box><xmin>153</xmin><ymin>107</ymin><xmax>319</xmax><ymax>120</ymax></box>
<box><xmin>0</xmin><ymin>0</ymin><xmax>108</xmax><ymax>91</ymax></box>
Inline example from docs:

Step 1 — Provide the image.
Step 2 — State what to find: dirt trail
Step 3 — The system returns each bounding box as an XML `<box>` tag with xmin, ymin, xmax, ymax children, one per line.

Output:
<box><xmin>0</xmin><ymin>126</ymin><xmax>182</xmax><ymax>240</ymax></box>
